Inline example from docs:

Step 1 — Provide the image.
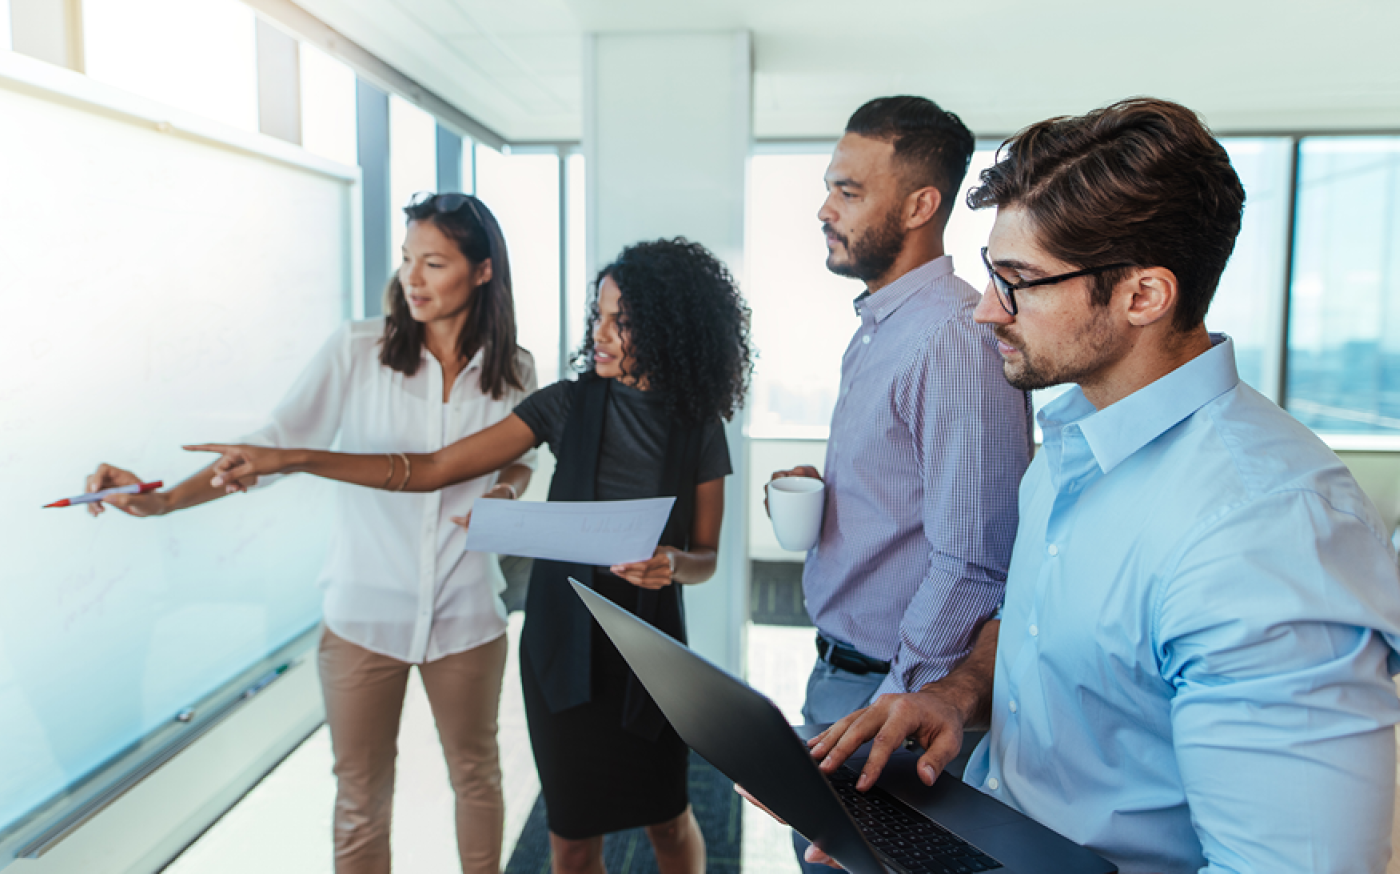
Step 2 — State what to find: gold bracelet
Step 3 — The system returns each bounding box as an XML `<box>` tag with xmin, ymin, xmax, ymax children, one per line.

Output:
<box><xmin>395</xmin><ymin>452</ymin><xmax>412</xmax><ymax>492</ymax></box>
<box><xmin>381</xmin><ymin>453</ymin><xmax>396</xmax><ymax>490</ymax></box>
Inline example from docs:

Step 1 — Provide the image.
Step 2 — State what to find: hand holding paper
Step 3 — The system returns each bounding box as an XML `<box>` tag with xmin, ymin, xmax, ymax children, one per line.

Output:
<box><xmin>462</xmin><ymin>497</ymin><xmax>676</xmax><ymax>567</ymax></box>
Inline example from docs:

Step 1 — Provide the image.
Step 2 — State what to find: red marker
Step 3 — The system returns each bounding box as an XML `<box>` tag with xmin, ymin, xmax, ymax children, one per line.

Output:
<box><xmin>44</xmin><ymin>481</ymin><xmax>163</xmax><ymax>508</ymax></box>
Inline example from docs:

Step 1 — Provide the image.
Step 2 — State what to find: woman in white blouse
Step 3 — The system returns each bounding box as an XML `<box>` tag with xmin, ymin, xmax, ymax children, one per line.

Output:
<box><xmin>81</xmin><ymin>192</ymin><xmax>537</xmax><ymax>874</ymax></box>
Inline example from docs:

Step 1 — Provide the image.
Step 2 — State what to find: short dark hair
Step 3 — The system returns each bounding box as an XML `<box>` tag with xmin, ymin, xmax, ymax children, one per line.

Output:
<box><xmin>967</xmin><ymin>97</ymin><xmax>1245</xmax><ymax>332</ymax></box>
<box><xmin>845</xmin><ymin>96</ymin><xmax>975</xmax><ymax>219</ymax></box>
<box><xmin>573</xmin><ymin>238</ymin><xmax>752</xmax><ymax>426</ymax></box>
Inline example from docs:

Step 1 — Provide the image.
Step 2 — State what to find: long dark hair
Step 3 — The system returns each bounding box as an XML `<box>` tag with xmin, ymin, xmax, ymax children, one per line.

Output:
<box><xmin>572</xmin><ymin>238</ymin><xmax>752</xmax><ymax>425</ymax></box>
<box><xmin>379</xmin><ymin>192</ymin><xmax>524</xmax><ymax>399</ymax></box>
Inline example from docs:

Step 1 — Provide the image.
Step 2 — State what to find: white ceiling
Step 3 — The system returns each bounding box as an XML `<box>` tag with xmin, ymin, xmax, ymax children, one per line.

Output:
<box><xmin>293</xmin><ymin>0</ymin><xmax>1400</xmax><ymax>143</ymax></box>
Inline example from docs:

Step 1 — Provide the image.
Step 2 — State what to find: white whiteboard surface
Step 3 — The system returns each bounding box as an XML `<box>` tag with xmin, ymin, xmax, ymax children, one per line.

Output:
<box><xmin>0</xmin><ymin>52</ymin><xmax>354</xmax><ymax>839</ymax></box>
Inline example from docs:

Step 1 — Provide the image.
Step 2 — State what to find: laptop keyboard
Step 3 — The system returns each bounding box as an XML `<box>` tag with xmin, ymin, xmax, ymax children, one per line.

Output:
<box><xmin>829</xmin><ymin>766</ymin><xmax>1002</xmax><ymax>874</ymax></box>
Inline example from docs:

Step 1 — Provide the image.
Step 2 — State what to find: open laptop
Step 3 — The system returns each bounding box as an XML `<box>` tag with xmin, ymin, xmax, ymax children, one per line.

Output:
<box><xmin>569</xmin><ymin>578</ymin><xmax>1116</xmax><ymax>874</ymax></box>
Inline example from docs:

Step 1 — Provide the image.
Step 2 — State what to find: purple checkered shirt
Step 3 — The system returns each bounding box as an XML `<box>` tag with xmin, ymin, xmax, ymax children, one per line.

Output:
<box><xmin>803</xmin><ymin>255</ymin><xmax>1032</xmax><ymax>695</ymax></box>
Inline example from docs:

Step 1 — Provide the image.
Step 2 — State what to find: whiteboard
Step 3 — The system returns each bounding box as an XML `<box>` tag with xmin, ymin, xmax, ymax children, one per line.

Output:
<box><xmin>0</xmin><ymin>55</ymin><xmax>354</xmax><ymax>838</ymax></box>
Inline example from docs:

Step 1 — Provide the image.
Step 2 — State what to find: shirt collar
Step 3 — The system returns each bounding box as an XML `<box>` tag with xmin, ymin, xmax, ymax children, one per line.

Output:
<box><xmin>1039</xmin><ymin>334</ymin><xmax>1240</xmax><ymax>476</ymax></box>
<box><xmin>853</xmin><ymin>256</ymin><xmax>954</xmax><ymax>324</ymax></box>
<box><xmin>422</xmin><ymin>344</ymin><xmax>486</xmax><ymax>377</ymax></box>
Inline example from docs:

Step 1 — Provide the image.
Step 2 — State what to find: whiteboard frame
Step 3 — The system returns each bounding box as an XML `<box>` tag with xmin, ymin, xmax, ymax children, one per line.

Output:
<box><xmin>0</xmin><ymin>49</ymin><xmax>358</xmax><ymax>873</ymax></box>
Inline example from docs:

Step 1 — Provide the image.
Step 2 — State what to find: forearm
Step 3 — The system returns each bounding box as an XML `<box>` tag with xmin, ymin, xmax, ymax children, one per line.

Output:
<box><xmin>917</xmin><ymin>618</ymin><xmax>998</xmax><ymax>730</ymax></box>
<box><xmin>159</xmin><ymin>463</ymin><xmax>236</xmax><ymax>514</ymax></box>
<box><xmin>668</xmin><ymin>546</ymin><xmax>717</xmax><ymax>584</ymax></box>
<box><xmin>494</xmin><ymin>462</ymin><xmax>532</xmax><ymax>499</ymax></box>
<box><xmin>882</xmin><ymin>558</ymin><xmax>1006</xmax><ymax>695</ymax></box>
<box><xmin>284</xmin><ymin>449</ymin><xmax>450</xmax><ymax>492</ymax></box>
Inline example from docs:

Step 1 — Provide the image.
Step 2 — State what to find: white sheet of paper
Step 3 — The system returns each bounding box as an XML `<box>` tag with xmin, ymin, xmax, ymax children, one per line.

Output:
<box><xmin>462</xmin><ymin>497</ymin><xmax>677</xmax><ymax>566</ymax></box>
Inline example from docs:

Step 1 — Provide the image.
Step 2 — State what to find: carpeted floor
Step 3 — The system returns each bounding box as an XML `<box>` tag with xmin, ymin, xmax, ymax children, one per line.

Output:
<box><xmin>504</xmin><ymin>751</ymin><xmax>742</xmax><ymax>874</ymax></box>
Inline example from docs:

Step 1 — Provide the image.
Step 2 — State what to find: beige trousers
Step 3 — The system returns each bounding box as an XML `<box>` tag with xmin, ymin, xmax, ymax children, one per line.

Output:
<box><xmin>318</xmin><ymin>626</ymin><xmax>508</xmax><ymax>874</ymax></box>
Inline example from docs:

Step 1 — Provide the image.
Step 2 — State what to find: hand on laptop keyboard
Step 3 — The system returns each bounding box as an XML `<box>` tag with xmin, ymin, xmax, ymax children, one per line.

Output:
<box><xmin>808</xmin><ymin>690</ymin><xmax>972</xmax><ymax>793</ymax></box>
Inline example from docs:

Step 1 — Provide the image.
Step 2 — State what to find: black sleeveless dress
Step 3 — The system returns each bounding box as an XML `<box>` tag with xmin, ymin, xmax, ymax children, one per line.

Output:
<box><xmin>513</xmin><ymin>375</ymin><xmax>730</xmax><ymax>839</ymax></box>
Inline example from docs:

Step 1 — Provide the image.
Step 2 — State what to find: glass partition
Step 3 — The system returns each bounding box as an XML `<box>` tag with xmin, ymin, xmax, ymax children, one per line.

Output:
<box><xmin>476</xmin><ymin>146</ymin><xmax>563</xmax><ymax>382</ymax></box>
<box><xmin>564</xmin><ymin>151</ymin><xmax>588</xmax><ymax>364</ymax></box>
<box><xmin>1206</xmin><ymin>139</ymin><xmax>1294</xmax><ymax>396</ymax></box>
<box><xmin>388</xmin><ymin>95</ymin><xmax>438</xmax><ymax>259</ymax></box>
<box><xmin>299</xmin><ymin>43</ymin><xmax>357</xmax><ymax>168</ymax></box>
<box><xmin>1287</xmin><ymin>137</ymin><xmax>1400</xmax><ymax>435</ymax></box>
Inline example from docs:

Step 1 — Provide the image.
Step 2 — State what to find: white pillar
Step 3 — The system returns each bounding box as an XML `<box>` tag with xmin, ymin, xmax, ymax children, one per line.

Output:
<box><xmin>583</xmin><ymin>31</ymin><xmax>752</xmax><ymax>675</ymax></box>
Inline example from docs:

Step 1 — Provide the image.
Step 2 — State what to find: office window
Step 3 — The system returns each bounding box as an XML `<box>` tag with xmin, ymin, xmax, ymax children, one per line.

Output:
<box><xmin>299</xmin><ymin>42</ymin><xmax>356</xmax><ymax>167</ymax></box>
<box><xmin>387</xmin><ymin>94</ymin><xmax>437</xmax><ymax>260</ymax></box>
<box><xmin>747</xmin><ymin>151</ymin><xmax>859</xmax><ymax>436</ymax></box>
<box><xmin>1287</xmin><ymin>137</ymin><xmax>1400</xmax><ymax>435</ymax></box>
<box><xmin>747</xmin><ymin>147</ymin><xmax>1002</xmax><ymax>437</ymax></box>
<box><xmin>476</xmin><ymin>146</ymin><xmax>563</xmax><ymax>382</ymax></box>
<box><xmin>1205</xmin><ymin>138</ymin><xmax>1294</xmax><ymax>396</ymax></box>
<box><xmin>564</xmin><ymin>151</ymin><xmax>588</xmax><ymax>362</ymax></box>
<box><xmin>83</xmin><ymin>0</ymin><xmax>258</xmax><ymax>133</ymax></box>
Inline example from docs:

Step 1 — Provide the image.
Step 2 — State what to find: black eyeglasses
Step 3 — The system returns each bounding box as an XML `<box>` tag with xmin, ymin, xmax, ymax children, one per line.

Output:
<box><xmin>980</xmin><ymin>246</ymin><xmax>1133</xmax><ymax>316</ymax></box>
<box><xmin>407</xmin><ymin>191</ymin><xmax>492</xmax><ymax>254</ymax></box>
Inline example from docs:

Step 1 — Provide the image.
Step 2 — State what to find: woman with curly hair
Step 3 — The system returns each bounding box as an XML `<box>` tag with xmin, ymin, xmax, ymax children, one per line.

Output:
<box><xmin>190</xmin><ymin>237</ymin><xmax>753</xmax><ymax>874</ymax></box>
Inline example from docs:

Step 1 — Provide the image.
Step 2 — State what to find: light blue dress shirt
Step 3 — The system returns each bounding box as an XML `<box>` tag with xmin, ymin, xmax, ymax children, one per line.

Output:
<box><xmin>964</xmin><ymin>336</ymin><xmax>1400</xmax><ymax>873</ymax></box>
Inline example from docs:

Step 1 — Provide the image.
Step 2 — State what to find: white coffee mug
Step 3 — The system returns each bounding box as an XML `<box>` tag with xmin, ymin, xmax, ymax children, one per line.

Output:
<box><xmin>767</xmin><ymin>476</ymin><xmax>825</xmax><ymax>551</ymax></box>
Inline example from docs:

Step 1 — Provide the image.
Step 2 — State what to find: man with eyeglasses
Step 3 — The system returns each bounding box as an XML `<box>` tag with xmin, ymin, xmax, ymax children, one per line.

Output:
<box><xmin>800</xmin><ymin>98</ymin><xmax>1400</xmax><ymax>872</ymax></box>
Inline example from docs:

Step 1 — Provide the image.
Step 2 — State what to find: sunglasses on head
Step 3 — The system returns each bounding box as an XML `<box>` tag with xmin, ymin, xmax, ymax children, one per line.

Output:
<box><xmin>407</xmin><ymin>191</ymin><xmax>492</xmax><ymax>258</ymax></box>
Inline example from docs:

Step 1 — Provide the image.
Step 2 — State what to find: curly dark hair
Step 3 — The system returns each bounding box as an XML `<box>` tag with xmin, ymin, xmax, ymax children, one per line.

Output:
<box><xmin>572</xmin><ymin>238</ymin><xmax>752</xmax><ymax>425</ymax></box>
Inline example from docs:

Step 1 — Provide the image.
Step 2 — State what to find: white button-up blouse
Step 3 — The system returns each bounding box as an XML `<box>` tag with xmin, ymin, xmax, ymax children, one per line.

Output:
<box><xmin>242</xmin><ymin>318</ymin><xmax>538</xmax><ymax>663</ymax></box>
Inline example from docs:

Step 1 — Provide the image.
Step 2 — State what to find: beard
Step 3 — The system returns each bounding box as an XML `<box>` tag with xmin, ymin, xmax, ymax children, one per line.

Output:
<box><xmin>825</xmin><ymin>205</ymin><xmax>905</xmax><ymax>282</ymax></box>
<box><xmin>995</xmin><ymin>304</ymin><xmax>1124</xmax><ymax>392</ymax></box>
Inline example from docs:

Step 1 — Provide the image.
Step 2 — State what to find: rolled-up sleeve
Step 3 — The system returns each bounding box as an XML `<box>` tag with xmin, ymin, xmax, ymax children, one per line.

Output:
<box><xmin>880</xmin><ymin>318</ymin><xmax>1030</xmax><ymax>694</ymax></box>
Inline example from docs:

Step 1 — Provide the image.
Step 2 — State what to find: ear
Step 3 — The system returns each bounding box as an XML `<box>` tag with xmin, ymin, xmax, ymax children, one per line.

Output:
<box><xmin>473</xmin><ymin>257</ymin><xmax>494</xmax><ymax>289</ymax></box>
<box><xmin>904</xmin><ymin>186</ymin><xmax>943</xmax><ymax>231</ymax></box>
<box><xmin>1122</xmin><ymin>267</ymin><xmax>1178</xmax><ymax>328</ymax></box>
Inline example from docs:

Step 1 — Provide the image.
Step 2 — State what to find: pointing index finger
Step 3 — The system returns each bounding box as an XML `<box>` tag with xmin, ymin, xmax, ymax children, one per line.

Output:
<box><xmin>182</xmin><ymin>443</ymin><xmax>228</xmax><ymax>454</ymax></box>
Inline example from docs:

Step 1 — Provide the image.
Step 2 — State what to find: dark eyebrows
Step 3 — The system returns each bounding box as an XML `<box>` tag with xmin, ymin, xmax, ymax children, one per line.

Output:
<box><xmin>989</xmin><ymin>256</ymin><xmax>1045</xmax><ymax>278</ymax></box>
<box><xmin>825</xmin><ymin>174</ymin><xmax>863</xmax><ymax>191</ymax></box>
